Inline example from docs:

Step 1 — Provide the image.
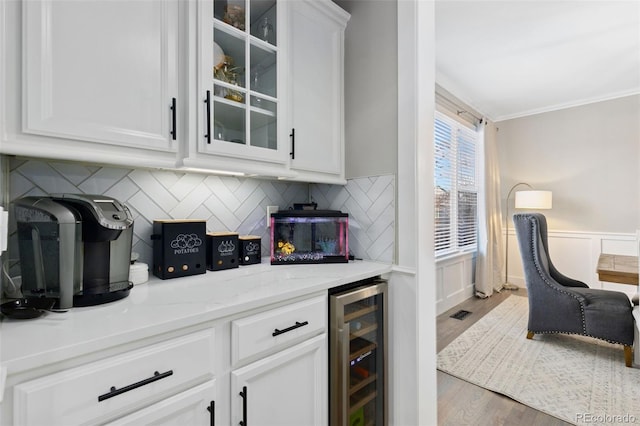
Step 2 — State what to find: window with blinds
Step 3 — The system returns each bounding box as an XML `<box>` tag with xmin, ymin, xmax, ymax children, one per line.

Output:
<box><xmin>434</xmin><ymin>110</ymin><xmax>479</xmax><ymax>256</ymax></box>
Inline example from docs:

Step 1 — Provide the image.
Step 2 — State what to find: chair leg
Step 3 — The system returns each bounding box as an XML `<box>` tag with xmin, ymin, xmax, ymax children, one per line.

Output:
<box><xmin>526</xmin><ymin>331</ymin><xmax>535</xmax><ymax>339</ymax></box>
<box><xmin>624</xmin><ymin>345</ymin><xmax>633</xmax><ymax>368</ymax></box>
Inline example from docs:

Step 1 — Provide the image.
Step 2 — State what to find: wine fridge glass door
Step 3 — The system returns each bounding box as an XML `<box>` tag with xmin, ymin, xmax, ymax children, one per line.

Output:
<box><xmin>330</xmin><ymin>280</ymin><xmax>388</xmax><ymax>426</ymax></box>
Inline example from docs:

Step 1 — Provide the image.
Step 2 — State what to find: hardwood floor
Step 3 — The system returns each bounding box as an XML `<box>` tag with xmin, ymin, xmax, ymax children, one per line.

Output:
<box><xmin>436</xmin><ymin>290</ymin><xmax>571</xmax><ymax>426</ymax></box>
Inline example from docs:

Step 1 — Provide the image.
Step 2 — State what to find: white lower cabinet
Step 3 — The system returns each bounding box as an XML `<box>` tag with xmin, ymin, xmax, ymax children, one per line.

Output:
<box><xmin>7</xmin><ymin>294</ymin><xmax>329</xmax><ymax>426</ymax></box>
<box><xmin>105</xmin><ymin>380</ymin><xmax>217</xmax><ymax>426</ymax></box>
<box><xmin>13</xmin><ymin>329</ymin><xmax>216</xmax><ymax>426</ymax></box>
<box><xmin>231</xmin><ymin>334</ymin><xmax>327</xmax><ymax>426</ymax></box>
<box><xmin>229</xmin><ymin>295</ymin><xmax>328</xmax><ymax>426</ymax></box>
<box><xmin>231</xmin><ymin>295</ymin><xmax>327</xmax><ymax>365</ymax></box>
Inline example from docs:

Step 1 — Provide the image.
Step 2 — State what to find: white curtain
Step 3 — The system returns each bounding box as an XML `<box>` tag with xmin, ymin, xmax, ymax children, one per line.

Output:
<box><xmin>475</xmin><ymin>120</ymin><xmax>504</xmax><ymax>297</ymax></box>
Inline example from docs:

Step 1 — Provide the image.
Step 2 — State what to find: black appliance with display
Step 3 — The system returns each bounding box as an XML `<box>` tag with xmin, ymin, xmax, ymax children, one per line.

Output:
<box><xmin>14</xmin><ymin>194</ymin><xmax>134</xmax><ymax>309</ymax></box>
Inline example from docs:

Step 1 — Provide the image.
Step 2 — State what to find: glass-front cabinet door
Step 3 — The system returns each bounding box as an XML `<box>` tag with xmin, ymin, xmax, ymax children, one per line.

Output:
<box><xmin>198</xmin><ymin>0</ymin><xmax>286</xmax><ymax>164</ymax></box>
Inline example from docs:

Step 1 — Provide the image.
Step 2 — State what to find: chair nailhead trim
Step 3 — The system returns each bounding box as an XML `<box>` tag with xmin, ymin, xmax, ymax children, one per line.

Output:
<box><xmin>528</xmin><ymin>220</ymin><xmax>588</xmax><ymax>335</ymax></box>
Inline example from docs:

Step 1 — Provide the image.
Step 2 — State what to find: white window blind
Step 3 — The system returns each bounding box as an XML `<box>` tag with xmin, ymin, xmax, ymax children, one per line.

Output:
<box><xmin>434</xmin><ymin>110</ymin><xmax>479</xmax><ymax>256</ymax></box>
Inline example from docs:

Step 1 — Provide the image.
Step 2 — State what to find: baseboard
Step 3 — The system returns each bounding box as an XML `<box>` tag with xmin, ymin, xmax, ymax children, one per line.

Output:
<box><xmin>436</xmin><ymin>284</ymin><xmax>475</xmax><ymax>316</ymax></box>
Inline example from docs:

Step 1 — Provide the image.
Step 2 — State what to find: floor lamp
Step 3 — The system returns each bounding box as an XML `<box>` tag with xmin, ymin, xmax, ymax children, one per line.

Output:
<box><xmin>504</xmin><ymin>183</ymin><xmax>553</xmax><ymax>290</ymax></box>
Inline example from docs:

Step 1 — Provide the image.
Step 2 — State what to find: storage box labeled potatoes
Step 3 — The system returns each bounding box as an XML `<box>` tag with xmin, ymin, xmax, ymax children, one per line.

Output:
<box><xmin>207</xmin><ymin>232</ymin><xmax>239</xmax><ymax>271</ymax></box>
<box><xmin>152</xmin><ymin>220</ymin><xmax>206</xmax><ymax>279</ymax></box>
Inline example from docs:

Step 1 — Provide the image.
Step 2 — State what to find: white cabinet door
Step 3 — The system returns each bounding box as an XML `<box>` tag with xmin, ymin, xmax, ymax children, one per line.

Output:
<box><xmin>231</xmin><ymin>334</ymin><xmax>327</xmax><ymax>426</ymax></box>
<box><xmin>287</xmin><ymin>0</ymin><xmax>349</xmax><ymax>181</ymax></box>
<box><xmin>106</xmin><ymin>380</ymin><xmax>217</xmax><ymax>426</ymax></box>
<box><xmin>181</xmin><ymin>0</ymin><xmax>292</xmax><ymax>177</ymax></box>
<box><xmin>22</xmin><ymin>0</ymin><xmax>179</xmax><ymax>152</ymax></box>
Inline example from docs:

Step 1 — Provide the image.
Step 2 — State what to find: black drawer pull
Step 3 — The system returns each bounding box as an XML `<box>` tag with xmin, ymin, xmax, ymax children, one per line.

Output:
<box><xmin>170</xmin><ymin>97</ymin><xmax>177</xmax><ymax>140</ymax></box>
<box><xmin>239</xmin><ymin>386</ymin><xmax>247</xmax><ymax>426</ymax></box>
<box><xmin>207</xmin><ymin>400</ymin><xmax>215</xmax><ymax>426</ymax></box>
<box><xmin>205</xmin><ymin>90</ymin><xmax>211</xmax><ymax>144</ymax></box>
<box><xmin>98</xmin><ymin>370</ymin><xmax>174</xmax><ymax>402</ymax></box>
<box><xmin>272</xmin><ymin>321</ymin><xmax>308</xmax><ymax>337</ymax></box>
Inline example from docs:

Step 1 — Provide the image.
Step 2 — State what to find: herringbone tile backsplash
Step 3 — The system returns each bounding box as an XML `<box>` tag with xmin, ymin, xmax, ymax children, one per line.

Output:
<box><xmin>311</xmin><ymin>176</ymin><xmax>395</xmax><ymax>263</ymax></box>
<box><xmin>6</xmin><ymin>158</ymin><xmax>395</xmax><ymax>273</ymax></box>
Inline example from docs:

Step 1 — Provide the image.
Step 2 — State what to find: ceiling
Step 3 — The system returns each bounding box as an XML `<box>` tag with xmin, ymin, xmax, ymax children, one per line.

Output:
<box><xmin>435</xmin><ymin>0</ymin><xmax>640</xmax><ymax>122</ymax></box>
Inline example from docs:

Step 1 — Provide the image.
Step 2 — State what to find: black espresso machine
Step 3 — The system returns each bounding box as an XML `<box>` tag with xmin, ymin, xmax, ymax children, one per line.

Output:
<box><xmin>14</xmin><ymin>194</ymin><xmax>134</xmax><ymax>309</ymax></box>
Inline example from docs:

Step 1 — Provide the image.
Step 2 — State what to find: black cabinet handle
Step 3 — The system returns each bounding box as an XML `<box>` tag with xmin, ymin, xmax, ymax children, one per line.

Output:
<box><xmin>205</xmin><ymin>90</ymin><xmax>212</xmax><ymax>144</ymax></box>
<box><xmin>170</xmin><ymin>97</ymin><xmax>177</xmax><ymax>140</ymax></box>
<box><xmin>289</xmin><ymin>128</ymin><xmax>295</xmax><ymax>159</ymax></box>
<box><xmin>98</xmin><ymin>370</ymin><xmax>173</xmax><ymax>402</ymax></box>
<box><xmin>239</xmin><ymin>386</ymin><xmax>247</xmax><ymax>426</ymax></box>
<box><xmin>272</xmin><ymin>320</ymin><xmax>308</xmax><ymax>337</ymax></box>
<box><xmin>207</xmin><ymin>400</ymin><xmax>215</xmax><ymax>426</ymax></box>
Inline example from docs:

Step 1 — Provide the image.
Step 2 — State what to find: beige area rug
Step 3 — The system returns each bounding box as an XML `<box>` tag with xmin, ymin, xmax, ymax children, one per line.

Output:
<box><xmin>437</xmin><ymin>296</ymin><xmax>640</xmax><ymax>425</ymax></box>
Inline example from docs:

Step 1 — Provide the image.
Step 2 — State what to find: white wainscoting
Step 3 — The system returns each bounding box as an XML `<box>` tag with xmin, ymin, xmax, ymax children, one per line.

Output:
<box><xmin>507</xmin><ymin>229</ymin><xmax>638</xmax><ymax>299</ymax></box>
<box><xmin>436</xmin><ymin>252</ymin><xmax>475</xmax><ymax>315</ymax></box>
<box><xmin>436</xmin><ymin>230</ymin><xmax>638</xmax><ymax>315</ymax></box>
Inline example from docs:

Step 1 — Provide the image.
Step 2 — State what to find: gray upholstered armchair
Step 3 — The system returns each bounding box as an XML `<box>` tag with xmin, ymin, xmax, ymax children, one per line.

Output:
<box><xmin>513</xmin><ymin>213</ymin><xmax>634</xmax><ymax>367</ymax></box>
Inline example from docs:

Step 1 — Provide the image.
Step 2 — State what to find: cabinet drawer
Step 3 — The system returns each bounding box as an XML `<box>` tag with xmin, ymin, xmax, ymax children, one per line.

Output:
<box><xmin>232</xmin><ymin>295</ymin><xmax>326</xmax><ymax>365</ymax></box>
<box><xmin>105</xmin><ymin>380</ymin><xmax>216</xmax><ymax>426</ymax></box>
<box><xmin>14</xmin><ymin>329</ymin><xmax>215</xmax><ymax>426</ymax></box>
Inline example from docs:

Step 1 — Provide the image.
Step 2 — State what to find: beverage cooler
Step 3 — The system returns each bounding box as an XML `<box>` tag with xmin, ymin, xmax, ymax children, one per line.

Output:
<box><xmin>329</xmin><ymin>278</ymin><xmax>388</xmax><ymax>426</ymax></box>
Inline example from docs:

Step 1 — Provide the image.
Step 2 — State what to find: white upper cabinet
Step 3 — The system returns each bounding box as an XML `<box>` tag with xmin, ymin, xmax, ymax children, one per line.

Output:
<box><xmin>287</xmin><ymin>0</ymin><xmax>350</xmax><ymax>184</ymax></box>
<box><xmin>0</xmin><ymin>0</ymin><xmax>349</xmax><ymax>182</ymax></box>
<box><xmin>180</xmin><ymin>0</ymin><xmax>293</xmax><ymax>177</ymax></box>
<box><xmin>19</xmin><ymin>0</ymin><xmax>180</xmax><ymax>159</ymax></box>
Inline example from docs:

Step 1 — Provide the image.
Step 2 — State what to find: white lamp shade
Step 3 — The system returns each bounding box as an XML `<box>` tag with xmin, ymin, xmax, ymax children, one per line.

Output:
<box><xmin>515</xmin><ymin>190</ymin><xmax>552</xmax><ymax>209</ymax></box>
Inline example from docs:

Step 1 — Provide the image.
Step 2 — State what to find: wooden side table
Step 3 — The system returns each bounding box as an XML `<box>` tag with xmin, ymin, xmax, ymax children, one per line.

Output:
<box><xmin>598</xmin><ymin>253</ymin><xmax>640</xmax><ymax>367</ymax></box>
<box><xmin>596</xmin><ymin>254</ymin><xmax>639</xmax><ymax>286</ymax></box>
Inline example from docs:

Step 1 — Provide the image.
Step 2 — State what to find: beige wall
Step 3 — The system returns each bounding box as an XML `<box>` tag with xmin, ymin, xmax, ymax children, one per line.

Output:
<box><xmin>336</xmin><ymin>0</ymin><xmax>398</xmax><ymax>179</ymax></box>
<box><xmin>497</xmin><ymin>94</ymin><xmax>640</xmax><ymax>233</ymax></box>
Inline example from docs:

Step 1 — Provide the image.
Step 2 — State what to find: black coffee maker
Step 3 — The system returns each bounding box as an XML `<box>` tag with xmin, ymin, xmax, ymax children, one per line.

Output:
<box><xmin>14</xmin><ymin>194</ymin><xmax>134</xmax><ymax>308</ymax></box>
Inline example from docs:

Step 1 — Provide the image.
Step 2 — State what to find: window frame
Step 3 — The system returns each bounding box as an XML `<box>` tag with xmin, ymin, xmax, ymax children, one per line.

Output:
<box><xmin>434</xmin><ymin>109</ymin><xmax>480</xmax><ymax>258</ymax></box>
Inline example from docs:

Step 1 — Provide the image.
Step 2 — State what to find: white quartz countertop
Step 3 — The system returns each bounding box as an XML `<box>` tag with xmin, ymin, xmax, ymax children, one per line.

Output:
<box><xmin>0</xmin><ymin>260</ymin><xmax>391</xmax><ymax>376</ymax></box>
